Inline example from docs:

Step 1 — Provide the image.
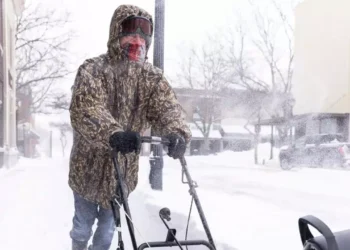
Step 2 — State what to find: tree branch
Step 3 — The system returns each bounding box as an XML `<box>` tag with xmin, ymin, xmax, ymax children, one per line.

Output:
<box><xmin>15</xmin><ymin>2</ymin><xmax>75</xmax><ymax>114</ymax></box>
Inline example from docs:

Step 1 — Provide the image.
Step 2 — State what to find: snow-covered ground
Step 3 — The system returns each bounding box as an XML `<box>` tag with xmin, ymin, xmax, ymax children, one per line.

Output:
<box><xmin>1</xmin><ymin>144</ymin><xmax>350</xmax><ymax>250</ymax></box>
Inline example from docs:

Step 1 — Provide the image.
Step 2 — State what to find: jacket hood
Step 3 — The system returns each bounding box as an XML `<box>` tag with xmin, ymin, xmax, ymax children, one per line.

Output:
<box><xmin>107</xmin><ymin>5</ymin><xmax>153</xmax><ymax>60</ymax></box>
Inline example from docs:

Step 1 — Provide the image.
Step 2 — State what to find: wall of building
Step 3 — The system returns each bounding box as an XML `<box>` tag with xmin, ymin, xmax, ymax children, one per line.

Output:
<box><xmin>292</xmin><ymin>0</ymin><xmax>350</xmax><ymax>115</ymax></box>
<box><xmin>0</xmin><ymin>0</ymin><xmax>25</xmax><ymax>167</ymax></box>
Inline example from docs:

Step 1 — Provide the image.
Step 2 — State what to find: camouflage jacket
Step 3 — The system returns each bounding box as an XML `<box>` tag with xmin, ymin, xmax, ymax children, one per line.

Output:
<box><xmin>68</xmin><ymin>5</ymin><xmax>191</xmax><ymax>209</ymax></box>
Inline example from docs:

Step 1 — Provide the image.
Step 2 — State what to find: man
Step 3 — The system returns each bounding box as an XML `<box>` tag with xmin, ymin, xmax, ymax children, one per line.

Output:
<box><xmin>68</xmin><ymin>4</ymin><xmax>191</xmax><ymax>250</ymax></box>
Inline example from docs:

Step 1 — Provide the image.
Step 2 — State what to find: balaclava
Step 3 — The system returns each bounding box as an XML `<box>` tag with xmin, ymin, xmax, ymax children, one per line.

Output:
<box><xmin>119</xmin><ymin>23</ymin><xmax>151</xmax><ymax>63</ymax></box>
<box><xmin>107</xmin><ymin>5</ymin><xmax>153</xmax><ymax>63</ymax></box>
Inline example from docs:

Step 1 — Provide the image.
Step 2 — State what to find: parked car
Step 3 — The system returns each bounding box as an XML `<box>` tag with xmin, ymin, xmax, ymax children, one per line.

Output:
<box><xmin>279</xmin><ymin>133</ymin><xmax>350</xmax><ymax>170</ymax></box>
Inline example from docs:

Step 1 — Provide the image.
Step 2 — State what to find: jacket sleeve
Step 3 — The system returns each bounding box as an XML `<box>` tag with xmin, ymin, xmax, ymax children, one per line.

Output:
<box><xmin>69</xmin><ymin>63</ymin><xmax>122</xmax><ymax>148</ymax></box>
<box><xmin>146</xmin><ymin>76</ymin><xmax>192</xmax><ymax>144</ymax></box>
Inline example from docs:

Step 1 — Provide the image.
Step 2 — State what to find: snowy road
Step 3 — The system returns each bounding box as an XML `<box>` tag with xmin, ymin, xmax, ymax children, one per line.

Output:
<box><xmin>138</xmin><ymin>155</ymin><xmax>350</xmax><ymax>250</ymax></box>
<box><xmin>1</xmin><ymin>153</ymin><xmax>350</xmax><ymax>250</ymax></box>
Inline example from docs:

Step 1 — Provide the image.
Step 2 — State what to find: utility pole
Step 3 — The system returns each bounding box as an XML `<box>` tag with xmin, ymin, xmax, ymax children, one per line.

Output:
<box><xmin>153</xmin><ymin>0</ymin><xmax>165</xmax><ymax>70</ymax></box>
<box><xmin>149</xmin><ymin>0</ymin><xmax>165</xmax><ymax>190</ymax></box>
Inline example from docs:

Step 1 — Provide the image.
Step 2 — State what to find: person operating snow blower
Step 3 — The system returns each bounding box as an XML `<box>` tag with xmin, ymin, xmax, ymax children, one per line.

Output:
<box><xmin>68</xmin><ymin>4</ymin><xmax>191</xmax><ymax>250</ymax></box>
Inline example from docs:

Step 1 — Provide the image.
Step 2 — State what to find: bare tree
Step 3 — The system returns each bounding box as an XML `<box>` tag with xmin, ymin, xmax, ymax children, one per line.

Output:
<box><xmin>226</xmin><ymin>0</ymin><xmax>295</xmax><ymax>94</ymax></box>
<box><xmin>250</xmin><ymin>0</ymin><xmax>295</xmax><ymax>94</ymax></box>
<box><xmin>15</xmin><ymin>2</ymin><xmax>75</xmax><ymax>113</ymax></box>
<box><xmin>225</xmin><ymin>20</ymin><xmax>271</xmax><ymax>92</ymax></box>
<box><xmin>251</xmin><ymin>0</ymin><xmax>296</xmax><ymax>143</ymax></box>
<box><xmin>46</xmin><ymin>92</ymin><xmax>70</xmax><ymax>111</ymax></box>
<box><xmin>50</xmin><ymin>122</ymin><xmax>72</xmax><ymax>157</ymax></box>
<box><xmin>225</xmin><ymin>0</ymin><xmax>297</xmax><ymax>144</ymax></box>
<box><xmin>176</xmin><ymin>37</ymin><xmax>230</xmax><ymax>154</ymax></box>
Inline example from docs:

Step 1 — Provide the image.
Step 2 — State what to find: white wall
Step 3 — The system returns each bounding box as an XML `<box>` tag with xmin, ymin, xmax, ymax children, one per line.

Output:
<box><xmin>1</xmin><ymin>0</ymin><xmax>25</xmax><ymax>166</ymax></box>
<box><xmin>3</xmin><ymin>0</ymin><xmax>17</xmax><ymax>150</ymax></box>
<box><xmin>12</xmin><ymin>0</ymin><xmax>24</xmax><ymax>16</ymax></box>
<box><xmin>292</xmin><ymin>0</ymin><xmax>350</xmax><ymax>115</ymax></box>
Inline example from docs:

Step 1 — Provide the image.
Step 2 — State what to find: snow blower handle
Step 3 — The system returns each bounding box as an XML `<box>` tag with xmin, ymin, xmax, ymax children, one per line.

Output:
<box><xmin>139</xmin><ymin>136</ymin><xmax>217</xmax><ymax>250</ymax></box>
<box><xmin>141</xmin><ymin>136</ymin><xmax>186</xmax><ymax>167</ymax></box>
<box><xmin>141</xmin><ymin>136</ymin><xmax>170</xmax><ymax>146</ymax></box>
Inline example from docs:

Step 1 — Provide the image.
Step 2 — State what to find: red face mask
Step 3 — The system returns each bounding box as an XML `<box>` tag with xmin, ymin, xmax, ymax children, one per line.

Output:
<box><xmin>120</xmin><ymin>35</ymin><xmax>146</xmax><ymax>62</ymax></box>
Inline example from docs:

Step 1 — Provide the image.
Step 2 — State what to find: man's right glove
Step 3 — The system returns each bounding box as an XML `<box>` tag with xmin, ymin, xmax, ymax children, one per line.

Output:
<box><xmin>109</xmin><ymin>131</ymin><xmax>141</xmax><ymax>154</ymax></box>
<box><xmin>165</xmin><ymin>133</ymin><xmax>187</xmax><ymax>159</ymax></box>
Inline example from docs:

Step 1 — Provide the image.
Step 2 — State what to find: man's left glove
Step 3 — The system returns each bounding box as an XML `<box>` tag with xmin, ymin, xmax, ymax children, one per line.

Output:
<box><xmin>109</xmin><ymin>131</ymin><xmax>141</xmax><ymax>154</ymax></box>
<box><xmin>164</xmin><ymin>133</ymin><xmax>187</xmax><ymax>159</ymax></box>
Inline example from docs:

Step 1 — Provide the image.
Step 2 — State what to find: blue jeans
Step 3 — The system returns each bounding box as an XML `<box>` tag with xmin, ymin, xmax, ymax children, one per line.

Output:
<box><xmin>70</xmin><ymin>192</ymin><xmax>116</xmax><ymax>250</ymax></box>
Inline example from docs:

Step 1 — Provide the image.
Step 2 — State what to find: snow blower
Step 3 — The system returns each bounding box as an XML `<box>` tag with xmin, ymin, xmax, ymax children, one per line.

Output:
<box><xmin>299</xmin><ymin>215</ymin><xmax>350</xmax><ymax>250</ymax></box>
<box><xmin>110</xmin><ymin>136</ymin><xmax>216</xmax><ymax>250</ymax></box>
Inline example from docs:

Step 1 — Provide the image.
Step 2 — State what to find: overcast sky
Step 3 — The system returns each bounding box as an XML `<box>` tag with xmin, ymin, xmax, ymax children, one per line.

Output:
<box><xmin>46</xmin><ymin>0</ymin><xmax>250</xmax><ymax>86</ymax></box>
<box><xmin>32</xmin><ymin>0</ymin><xmax>298</xmax><ymax>124</ymax></box>
<box><xmin>43</xmin><ymin>0</ymin><xmax>297</xmax><ymax>89</ymax></box>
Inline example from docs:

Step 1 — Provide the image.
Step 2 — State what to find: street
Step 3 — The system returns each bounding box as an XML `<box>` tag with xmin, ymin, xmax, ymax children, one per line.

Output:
<box><xmin>0</xmin><ymin>153</ymin><xmax>350</xmax><ymax>250</ymax></box>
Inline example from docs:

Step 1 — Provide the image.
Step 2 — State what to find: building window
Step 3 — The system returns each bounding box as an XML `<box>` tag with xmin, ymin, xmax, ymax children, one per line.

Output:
<box><xmin>9</xmin><ymin>27</ymin><xmax>13</xmax><ymax>67</ymax></box>
<box><xmin>306</xmin><ymin>119</ymin><xmax>320</xmax><ymax>135</ymax></box>
<box><xmin>9</xmin><ymin>92</ymin><xmax>15</xmax><ymax>147</ymax></box>
<box><xmin>8</xmin><ymin>71</ymin><xmax>13</xmax><ymax>89</ymax></box>
<box><xmin>212</xmin><ymin>123</ymin><xmax>221</xmax><ymax>130</ymax></box>
<box><xmin>337</xmin><ymin>118</ymin><xmax>346</xmax><ymax>134</ymax></box>
<box><xmin>320</xmin><ymin>118</ymin><xmax>337</xmax><ymax>134</ymax></box>
<box><xmin>295</xmin><ymin>122</ymin><xmax>306</xmax><ymax>139</ymax></box>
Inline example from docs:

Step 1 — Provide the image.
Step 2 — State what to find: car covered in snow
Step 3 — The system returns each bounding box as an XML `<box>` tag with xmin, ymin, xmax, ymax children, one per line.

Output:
<box><xmin>279</xmin><ymin>133</ymin><xmax>350</xmax><ymax>170</ymax></box>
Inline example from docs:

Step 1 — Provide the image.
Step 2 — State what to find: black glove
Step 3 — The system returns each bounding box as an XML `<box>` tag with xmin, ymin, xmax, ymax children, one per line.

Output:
<box><xmin>165</xmin><ymin>133</ymin><xmax>187</xmax><ymax>159</ymax></box>
<box><xmin>109</xmin><ymin>131</ymin><xmax>141</xmax><ymax>154</ymax></box>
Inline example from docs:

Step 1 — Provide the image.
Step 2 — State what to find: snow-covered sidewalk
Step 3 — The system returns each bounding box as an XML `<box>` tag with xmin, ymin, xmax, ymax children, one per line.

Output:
<box><xmin>0</xmin><ymin>157</ymin><xmax>73</xmax><ymax>250</ymax></box>
<box><xmin>1</xmin><ymin>150</ymin><xmax>350</xmax><ymax>250</ymax></box>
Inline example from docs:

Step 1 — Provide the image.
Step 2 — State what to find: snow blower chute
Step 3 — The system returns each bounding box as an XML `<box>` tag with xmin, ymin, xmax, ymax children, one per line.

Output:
<box><xmin>110</xmin><ymin>136</ymin><xmax>216</xmax><ymax>250</ymax></box>
<box><xmin>299</xmin><ymin>215</ymin><xmax>350</xmax><ymax>250</ymax></box>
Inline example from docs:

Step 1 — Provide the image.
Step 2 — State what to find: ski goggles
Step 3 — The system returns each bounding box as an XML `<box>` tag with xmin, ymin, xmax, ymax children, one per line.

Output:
<box><xmin>120</xmin><ymin>16</ymin><xmax>153</xmax><ymax>36</ymax></box>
